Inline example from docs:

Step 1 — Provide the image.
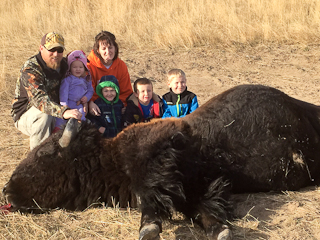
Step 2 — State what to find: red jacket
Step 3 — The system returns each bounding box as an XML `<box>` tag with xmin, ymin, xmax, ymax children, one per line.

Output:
<box><xmin>123</xmin><ymin>93</ymin><xmax>163</xmax><ymax>126</ymax></box>
<box><xmin>87</xmin><ymin>50</ymin><xmax>133</xmax><ymax>105</ymax></box>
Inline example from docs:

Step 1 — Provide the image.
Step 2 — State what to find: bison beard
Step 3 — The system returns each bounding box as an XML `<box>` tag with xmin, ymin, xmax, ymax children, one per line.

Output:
<box><xmin>4</xmin><ymin>84</ymin><xmax>320</xmax><ymax>240</ymax></box>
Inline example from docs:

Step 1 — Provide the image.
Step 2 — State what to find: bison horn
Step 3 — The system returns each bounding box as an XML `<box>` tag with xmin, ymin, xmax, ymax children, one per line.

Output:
<box><xmin>59</xmin><ymin>118</ymin><xmax>80</xmax><ymax>148</ymax></box>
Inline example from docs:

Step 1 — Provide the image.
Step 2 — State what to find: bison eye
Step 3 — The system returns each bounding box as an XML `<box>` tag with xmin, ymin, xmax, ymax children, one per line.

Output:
<box><xmin>171</xmin><ymin>132</ymin><xmax>187</xmax><ymax>150</ymax></box>
<box><xmin>36</xmin><ymin>144</ymin><xmax>57</xmax><ymax>157</ymax></box>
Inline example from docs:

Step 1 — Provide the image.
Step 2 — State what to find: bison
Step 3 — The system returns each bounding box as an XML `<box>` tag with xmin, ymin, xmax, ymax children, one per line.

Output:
<box><xmin>3</xmin><ymin>84</ymin><xmax>320</xmax><ymax>240</ymax></box>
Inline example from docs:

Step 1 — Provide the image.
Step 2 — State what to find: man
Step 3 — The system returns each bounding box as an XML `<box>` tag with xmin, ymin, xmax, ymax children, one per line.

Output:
<box><xmin>11</xmin><ymin>32</ymin><xmax>82</xmax><ymax>150</ymax></box>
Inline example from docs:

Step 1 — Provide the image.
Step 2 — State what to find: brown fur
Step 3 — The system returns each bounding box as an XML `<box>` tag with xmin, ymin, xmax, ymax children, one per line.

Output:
<box><xmin>5</xmin><ymin>84</ymin><xmax>320</xmax><ymax>239</ymax></box>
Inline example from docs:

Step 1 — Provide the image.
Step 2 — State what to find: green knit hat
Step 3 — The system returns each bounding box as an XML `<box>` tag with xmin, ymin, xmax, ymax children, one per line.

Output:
<box><xmin>96</xmin><ymin>75</ymin><xmax>120</xmax><ymax>104</ymax></box>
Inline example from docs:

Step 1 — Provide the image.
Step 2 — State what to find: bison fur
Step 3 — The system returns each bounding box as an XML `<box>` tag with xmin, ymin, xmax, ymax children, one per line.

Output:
<box><xmin>4</xmin><ymin>84</ymin><xmax>320</xmax><ymax>240</ymax></box>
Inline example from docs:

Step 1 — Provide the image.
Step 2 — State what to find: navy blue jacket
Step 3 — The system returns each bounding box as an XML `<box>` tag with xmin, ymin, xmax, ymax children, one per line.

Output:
<box><xmin>88</xmin><ymin>75</ymin><xmax>123</xmax><ymax>138</ymax></box>
<box><xmin>91</xmin><ymin>98</ymin><xmax>123</xmax><ymax>138</ymax></box>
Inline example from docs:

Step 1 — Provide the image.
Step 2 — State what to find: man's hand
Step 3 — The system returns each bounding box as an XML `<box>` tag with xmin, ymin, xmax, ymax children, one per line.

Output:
<box><xmin>62</xmin><ymin>109</ymin><xmax>82</xmax><ymax>120</ymax></box>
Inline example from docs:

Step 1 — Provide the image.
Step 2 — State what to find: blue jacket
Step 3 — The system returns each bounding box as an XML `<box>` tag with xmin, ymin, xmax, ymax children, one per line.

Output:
<box><xmin>88</xmin><ymin>75</ymin><xmax>123</xmax><ymax>138</ymax></box>
<box><xmin>162</xmin><ymin>88</ymin><xmax>198</xmax><ymax>118</ymax></box>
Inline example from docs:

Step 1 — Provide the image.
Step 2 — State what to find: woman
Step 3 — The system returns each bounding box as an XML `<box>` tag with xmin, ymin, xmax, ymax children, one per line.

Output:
<box><xmin>87</xmin><ymin>31</ymin><xmax>133</xmax><ymax>116</ymax></box>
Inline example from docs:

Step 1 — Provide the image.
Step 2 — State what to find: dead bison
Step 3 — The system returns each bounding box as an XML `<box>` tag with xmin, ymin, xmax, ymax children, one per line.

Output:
<box><xmin>4</xmin><ymin>84</ymin><xmax>320</xmax><ymax>240</ymax></box>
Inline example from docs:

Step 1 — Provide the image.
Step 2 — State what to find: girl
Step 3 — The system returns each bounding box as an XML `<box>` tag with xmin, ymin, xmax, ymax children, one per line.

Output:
<box><xmin>54</xmin><ymin>50</ymin><xmax>94</xmax><ymax>131</ymax></box>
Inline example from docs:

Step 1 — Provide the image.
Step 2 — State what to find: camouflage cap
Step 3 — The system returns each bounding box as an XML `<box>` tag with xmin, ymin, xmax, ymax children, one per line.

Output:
<box><xmin>41</xmin><ymin>32</ymin><xmax>65</xmax><ymax>50</ymax></box>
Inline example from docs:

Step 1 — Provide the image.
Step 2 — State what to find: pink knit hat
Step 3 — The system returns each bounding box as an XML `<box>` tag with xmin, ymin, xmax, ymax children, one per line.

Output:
<box><xmin>67</xmin><ymin>50</ymin><xmax>89</xmax><ymax>72</ymax></box>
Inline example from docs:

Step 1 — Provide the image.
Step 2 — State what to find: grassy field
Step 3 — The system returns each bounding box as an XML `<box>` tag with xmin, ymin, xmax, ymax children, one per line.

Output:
<box><xmin>2</xmin><ymin>0</ymin><xmax>320</xmax><ymax>239</ymax></box>
<box><xmin>2</xmin><ymin>0</ymin><xmax>320</xmax><ymax>98</ymax></box>
<box><xmin>2</xmin><ymin>0</ymin><xmax>320</xmax><ymax>49</ymax></box>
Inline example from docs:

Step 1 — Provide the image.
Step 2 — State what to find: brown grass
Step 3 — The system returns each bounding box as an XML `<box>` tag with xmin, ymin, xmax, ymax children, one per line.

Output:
<box><xmin>1</xmin><ymin>0</ymin><xmax>320</xmax><ymax>49</ymax></box>
<box><xmin>2</xmin><ymin>1</ymin><xmax>320</xmax><ymax>239</ymax></box>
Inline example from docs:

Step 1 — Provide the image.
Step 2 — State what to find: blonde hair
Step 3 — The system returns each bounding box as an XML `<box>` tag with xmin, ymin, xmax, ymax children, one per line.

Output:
<box><xmin>167</xmin><ymin>69</ymin><xmax>186</xmax><ymax>84</ymax></box>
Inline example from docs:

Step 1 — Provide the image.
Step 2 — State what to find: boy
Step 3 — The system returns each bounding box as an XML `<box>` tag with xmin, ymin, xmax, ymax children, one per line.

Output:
<box><xmin>88</xmin><ymin>75</ymin><xmax>123</xmax><ymax>138</ymax></box>
<box><xmin>162</xmin><ymin>69</ymin><xmax>198</xmax><ymax>118</ymax></box>
<box><xmin>123</xmin><ymin>78</ymin><xmax>163</xmax><ymax>126</ymax></box>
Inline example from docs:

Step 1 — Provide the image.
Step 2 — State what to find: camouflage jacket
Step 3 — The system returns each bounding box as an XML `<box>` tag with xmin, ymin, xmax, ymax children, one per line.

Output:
<box><xmin>11</xmin><ymin>53</ymin><xmax>68</xmax><ymax>122</ymax></box>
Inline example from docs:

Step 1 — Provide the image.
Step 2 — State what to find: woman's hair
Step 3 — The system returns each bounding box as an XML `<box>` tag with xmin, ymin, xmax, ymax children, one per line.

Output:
<box><xmin>93</xmin><ymin>31</ymin><xmax>119</xmax><ymax>61</ymax></box>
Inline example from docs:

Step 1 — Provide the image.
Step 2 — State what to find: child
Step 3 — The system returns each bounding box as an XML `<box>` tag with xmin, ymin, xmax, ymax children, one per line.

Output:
<box><xmin>88</xmin><ymin>75</ymin><xmax>124</xmax><ymax>138</ymax></box>
<box><xmin>162</xmin><ymin>69</ymin><xmax>198</xmax><ymax>118</ymax></box>
<box><xmin>55</xmin><ymin>50</ymin><xmax>93</xmax><ymax>130</ymax></box>
<box><xmin>123</xmin><ymin>78</ymin><xmax>163</xmax><ymax>126</ymax></box>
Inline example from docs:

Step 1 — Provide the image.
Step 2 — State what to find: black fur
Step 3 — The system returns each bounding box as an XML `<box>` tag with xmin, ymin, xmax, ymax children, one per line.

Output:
<box><xmin>4</xmin><ymin>84</ymin><xmax>320</xmax><ymax>239</ymax></box>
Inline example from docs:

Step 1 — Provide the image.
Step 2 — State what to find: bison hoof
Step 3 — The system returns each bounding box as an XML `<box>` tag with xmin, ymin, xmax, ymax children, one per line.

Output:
<box><xmin>139</xmin><ymin>223</ymin><xmax>160</xmax><ymax>240</ymax></box>
<box><xmin>217</xmin><ymin>225</ymin><xmax>232</xmax><ymax>240</ymax></box>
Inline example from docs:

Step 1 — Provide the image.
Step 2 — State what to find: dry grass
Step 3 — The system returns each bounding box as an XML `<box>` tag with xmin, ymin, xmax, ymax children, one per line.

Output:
<box><xmin>2</xmin><ymin>1</ymin><xmax>320</xmax><ymax>239</ymax></box>
<box><xmin>2</xmin><ymin>0</ymin><xmax>320</xmax><ymax>97</ymax></box>
<box><xmin>1</xmin><ymin>0</ymin><xmax>320</xmax><ymax>50</ymax></box>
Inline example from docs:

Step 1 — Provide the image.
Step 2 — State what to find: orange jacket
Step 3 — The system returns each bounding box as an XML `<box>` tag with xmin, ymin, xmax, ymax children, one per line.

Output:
<box><xmin>87</xmin><ymin>50</ymin><xmax>133</xmax><ymax>105</ymax></box>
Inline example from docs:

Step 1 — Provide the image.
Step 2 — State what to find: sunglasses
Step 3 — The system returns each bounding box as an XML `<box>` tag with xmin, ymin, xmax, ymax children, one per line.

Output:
<box><xmin>46</xmin><ymin>47</ymin><xmax>64</xmax><ymax>53</ymax></box>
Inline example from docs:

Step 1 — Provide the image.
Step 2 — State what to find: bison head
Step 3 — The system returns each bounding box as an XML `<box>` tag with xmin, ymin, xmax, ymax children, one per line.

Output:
<box><xmin>3</xmin><ymin>119</ymin><xmax>104</xmax><ymax>212</ymax></box>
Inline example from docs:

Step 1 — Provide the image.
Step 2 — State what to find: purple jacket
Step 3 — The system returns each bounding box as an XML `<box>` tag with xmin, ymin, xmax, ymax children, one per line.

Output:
<box><xmin>60</xmin><ymin>75</ymin><xmax>93</xmax><ymax>105</ymax></box>
<box><xmin>59</xmin><ymin>75</ymin><xmax>94</xmax><ymax>122</ymax></box>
